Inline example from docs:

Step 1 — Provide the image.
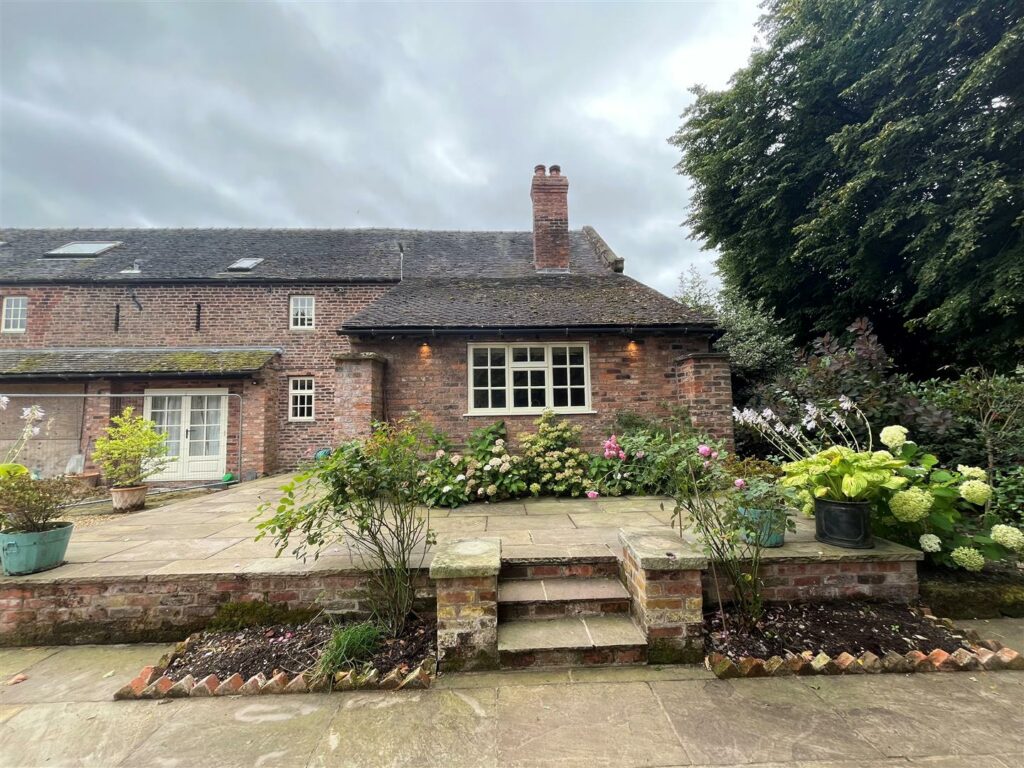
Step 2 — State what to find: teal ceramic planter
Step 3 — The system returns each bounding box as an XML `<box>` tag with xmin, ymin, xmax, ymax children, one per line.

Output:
<box><xmin>0</xmin><ymin>522</ymin><xmax>74</xmax><ymax>576</ymax></box>
<box><xmin>737</xmin><ymin>507</ymin><xmax>785</xmax><ymax>548</ymax></box>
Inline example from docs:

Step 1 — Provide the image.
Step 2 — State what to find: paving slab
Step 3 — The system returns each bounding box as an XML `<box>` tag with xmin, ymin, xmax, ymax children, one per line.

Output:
<box><xmin>121</xmin><ymin>695</ymin><xmax>340</xmax><ymax>768</ymax></box>
<box><xmin>486</xmin><ymin>515</ymin><xmax>575</xmax><ymax>531</ymax></box>
<box><xmin>63</xmin><ymin>539</ymin><xmax>147</xmax><ymax>562</ymax></box>
<box><xmin>308</xmin><ymin>689</ymin><xmax>498</xmax><ymax>768</ymax></box>
<box><xmin>582</xmin><ymin>615</ymin><xmax>646</xmax><ymax>646</ymax></box>
<box><xmin>543</xmin><ymin>577</ymin><xmax>628</xmax><ymax>601</ymax></box>
<box><xmin>568</xmin><ymin>664</ymin><xmax>714</xmax><ymax>683</ymax></box>
<box><xmin>956</xmin><ymin>617</ymin><xmax>1024</xmax><ymax>650</ymax></box>
<box><xmin>99</xmin><ymin>537</ymin><xmax>243</xmax><ymax>561</ymax></box>
<box><xmin>433</xmin><ymin>669</ymin><xmax>572</xmax><ymax>689</ymax></box>
<box><xmin>426</xmin><ymin>516</ymin><xmax>488</xmax><ymax>533</ymax></box>
<box><xmin>651</xmin><ymin>678</ymin><xmax>886</xmax><ymax>765</ymax></box>
<box><xmin>499</xmin><ymin>579</ymin><xmax>547</xmax><ymax>602</ymax></box>
<box><xmin>496</xmin><ymin>681</ymin><xmax>689</xmax><ymax>767</ymax></box>
<box><xmin>796</xmin><ymin>674</ymin><xmax>1024</xmax><ymax>758</ymax></box>
<box><xmin>522</xmin><ymin>500</ymin><xmax>575</xmax><ymax>514</ymax></box>
<box><xmin>569</xmin><ymin>511</ymin><xmax>663</xmax><ymax>528</ymax></box>
<box><xmin>0</xmin><ymin>700</ymin><xmax>171</xmax><ymax>768</ymax></box>
<box><xmin>0</xmin><ymin>646</ymin><xmax>62</xmax><ymax>678</ymax></box>
<box><xmin>0</xmin><ymin>643</ymin><xmax>175</xmax><ymax>704</ymax></box>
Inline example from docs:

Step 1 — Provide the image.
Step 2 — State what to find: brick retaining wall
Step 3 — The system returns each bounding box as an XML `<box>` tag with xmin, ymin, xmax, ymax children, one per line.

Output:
<box><xmin>0</xmin><ymin>570</ymin><xmax>434</xmax><ymax>646</ymax></box>
<box><xmin>701</xmin><ymin>560</ymin><xmax>919</xmax><ymax>604</ymax></box>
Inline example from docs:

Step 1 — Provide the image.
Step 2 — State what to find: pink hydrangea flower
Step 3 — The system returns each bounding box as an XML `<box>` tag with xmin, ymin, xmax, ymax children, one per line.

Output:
<box><xmin>586</xmin><ymin>490</ymin><xmax>599</xmax><ymax>499</ymax></box>
<box><xmin>698</xmin><ymin>444</ymin><xmax>712</xmax><ymax>457</ymax></box>
<box><xmin>711</xmin><ymin>451</ymin><xmax>719</xmax><ymax>459</ymax></box>
<box><xmin>734</xmin><ymin>478</ymin><xmax>747</xmax><ymax>489</ymax></box>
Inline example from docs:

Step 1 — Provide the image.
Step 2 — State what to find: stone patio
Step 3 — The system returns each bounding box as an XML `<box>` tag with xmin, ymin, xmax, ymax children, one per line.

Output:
<box><xmin>22</xmin><ymin>475</ymin><xmax>918</xmax><ymax>580</ymax></box>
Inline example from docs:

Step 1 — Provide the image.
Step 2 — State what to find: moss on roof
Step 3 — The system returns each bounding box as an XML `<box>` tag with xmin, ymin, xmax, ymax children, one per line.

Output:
<box><xmin>0</xmin><ymin>348</ymin><xmax>279</xmax><ymax>378</ymax></box>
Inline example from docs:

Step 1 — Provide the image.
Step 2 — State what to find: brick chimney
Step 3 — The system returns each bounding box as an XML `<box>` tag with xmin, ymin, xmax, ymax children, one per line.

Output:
<box><xmin>531</xmin><ymin>164</ymin><xmax>570</xmax><ymax>271</ymax></box>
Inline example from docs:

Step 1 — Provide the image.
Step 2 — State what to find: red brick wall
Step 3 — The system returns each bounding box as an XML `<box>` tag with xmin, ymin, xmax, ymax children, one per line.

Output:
<box><xmin>0</xmin><ymin>283</ymin><xmax>388</xmax><ymax>468</ymax></box>
<box><xmin>702</xmin><ymin>560</ymin><xmax>920</xmax><ymax>604</ymax></box>
<box><xmin>354</xmin><ymin>334</ymin><xmax>726</xmax><ymax>449</ymax></box>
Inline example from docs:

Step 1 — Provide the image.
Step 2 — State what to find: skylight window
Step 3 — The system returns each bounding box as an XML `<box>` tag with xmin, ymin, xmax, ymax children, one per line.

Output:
<box><xmin>226</xmin><ymin>257</ymin><xmax>264</xmax><ymax>272</ymax></box>
<box><xmin>45</xmin><ymin>241</ymin><xmax>122</xmax><ymax>257</ymax></box>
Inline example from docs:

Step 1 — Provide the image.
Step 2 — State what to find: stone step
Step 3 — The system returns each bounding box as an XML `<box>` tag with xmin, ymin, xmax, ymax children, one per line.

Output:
<box><xmin>499</xmin><ymin>555</ymin><xmax>620</xmax><ymax>580</ymax></box>
<box><xmin>498</xmin><ymin>577</ymin><xmax>631</xmax><ymax>621</ymax></box>
<box><xmin>497</xmin><ymin>615</ymin><xmax>647</xmax><ymax>668</ymax></box>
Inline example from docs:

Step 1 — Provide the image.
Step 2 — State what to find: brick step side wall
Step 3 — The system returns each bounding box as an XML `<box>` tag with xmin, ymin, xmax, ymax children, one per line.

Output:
<box><xmin>701</xmin><ymin>560</ymin><xmax>919</xmax><ymax>604</ymax></box>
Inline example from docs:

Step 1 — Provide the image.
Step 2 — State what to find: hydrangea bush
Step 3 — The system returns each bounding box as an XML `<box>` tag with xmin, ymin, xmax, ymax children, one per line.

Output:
<box><xmin>518</xmin><ymin>412</ymin><xmax>590</xmax><ymax>497</ymax></box>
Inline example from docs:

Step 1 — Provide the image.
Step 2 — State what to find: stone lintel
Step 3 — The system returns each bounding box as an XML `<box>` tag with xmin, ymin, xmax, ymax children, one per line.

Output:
<box><xmin>619</xmin><ymin>528</ymin><xmax>706</xmax><ymax>571</ymax></box>
<box><xmin>429</xmin><ymin>538</ymin><xmax>502</xmax><ymax>579</ymax></box>
<box><xmin>332</xmin><ymin>352</ymin><xmax>387</xmax><ymax>364</ymax></box>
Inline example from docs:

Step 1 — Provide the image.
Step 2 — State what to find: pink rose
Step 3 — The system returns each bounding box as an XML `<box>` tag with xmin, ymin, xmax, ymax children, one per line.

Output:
<box><xmin>586</xmin><ymin>490</ymin><xmax>599</xmax><ymax>499</ymax></box>
<box><xmin>734</xmin><ymin>478</ymin><xmax>747</xmax><ymax>489</ymax></box>
<box><xmin>698</xmin><ymin>444</ymin><xmax>712</xmax><ymax>457</ymax></box>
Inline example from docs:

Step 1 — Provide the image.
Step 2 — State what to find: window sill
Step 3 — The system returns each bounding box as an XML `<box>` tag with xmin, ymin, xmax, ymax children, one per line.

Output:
<box><xmin>463</xmin><ymin>409</ymin><xmax>597</xmax><ymax>417</ymax></box>
<box><xmin>1</xmin><ymin>329</ymin><xmax>26</xmax><ymax>334</ymax></box>
<box><xmin>288</xmin><ymin>327</ymin><xmax>316</xmax><ymax>332</ymax></box>
<box><xmin>288</xmin><ymin>418</ymin><xmax>316</xmax><ymax>423</ymax></box>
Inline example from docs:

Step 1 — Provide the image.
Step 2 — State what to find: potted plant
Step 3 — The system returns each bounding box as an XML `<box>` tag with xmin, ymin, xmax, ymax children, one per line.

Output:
<box><xmin>781</xmin><ymin>445</ymin><xmax>908</xmax><ymax>548</ymax></box>
<box><xmin>0</xmin><ymin>472</ymin><xmax>80</xmax><ymax>575</ymax></box>
<box><xmin>91</xmin><ymin>407</ymin><xmax>170</xmax><ymax>511</ymax></box>
<box><xmin>732</xmin><ymin>477</ymin><xmax>795</xmax><ymax>548</ymax></box>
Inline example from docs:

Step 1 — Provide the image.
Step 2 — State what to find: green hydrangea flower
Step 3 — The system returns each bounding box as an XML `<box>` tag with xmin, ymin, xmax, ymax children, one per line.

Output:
<box><xmin>950</xmin><ymin>546</ymin><xmax>985</xmax><ymax>572</ymax></box>
<box><xmin>957</xmin><ymin>465</ymin><xmax>987</xmax><ymax>481</ymax></box>
<box><xmin>959</xmin><ymin>479</ymin><xmax>992</xmax><ymax>506</ymax></box>
<box><xmin>889</xmin><ymin>487</ymin><xmax>933</xmax><ymax>523</ymax></box>
<box><xmin>990</xmin><ymin>524</ymin><xmax>1024</xmax><ymax>553</ymax></box>
<box><xmin>879</xmin><ymin>425</ymin><xmax>909</xmax><ymax>451</ymax></box>
<box><xmin>918</xmin><ymin>534</ymin><xmax>942</xmax><ymax>553</ymax></box>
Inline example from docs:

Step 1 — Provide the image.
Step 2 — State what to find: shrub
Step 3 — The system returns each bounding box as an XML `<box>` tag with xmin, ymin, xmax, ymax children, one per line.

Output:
<box><xmin>994</xmin><ymin>466</ymin><xmax>1024</xmax><ymax>525</ymax></box>
<box><xmin>591</xmin><ymin>429</ymin><xmax>695</xmax><ymax>497</ymax></box>
<box><xmin>519</xmin><ymin>411</ymin><xmax>590</xmax><ymax>497</ymax></box>
<box><xmin>256</xmin><ymin>418</ymin><xmax>434</xmax><ymax>636</ymax></box>
<box><xmin>463</xmin><ymin>422</ymin><xmax>529</xmax><ymax>501</ymax></box>
<box><xmin>91</xmin><ymin>407</ymin><xmax>170</xmax><ymax>488</ymax></box>
<box><xmin>0</xmin><ymin>474</ymin><xmax>80</xmax><ymax>533</ymax></box>
<box><xmin>315</xmin><ymin>621</ymin><xmax>382</xmax><ymax>683</ymax></box>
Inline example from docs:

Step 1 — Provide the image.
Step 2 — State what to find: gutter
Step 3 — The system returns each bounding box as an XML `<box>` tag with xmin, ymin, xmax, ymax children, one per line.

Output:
<box><xmin>337</xmin><ymin>323</ymin><xmax>720</xmax><ymax>338</ymax></box>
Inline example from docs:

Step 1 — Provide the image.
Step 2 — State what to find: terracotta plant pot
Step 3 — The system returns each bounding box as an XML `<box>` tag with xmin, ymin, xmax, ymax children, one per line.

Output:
<box><xmin>110</xmin><ymin>485</ymin><xmax>148</xmax><ymax>512</ymax></box>
<box><xmin>71</xmin><ymin>471</ymin><xmax>101</xmax><ymax>489</ymax></box>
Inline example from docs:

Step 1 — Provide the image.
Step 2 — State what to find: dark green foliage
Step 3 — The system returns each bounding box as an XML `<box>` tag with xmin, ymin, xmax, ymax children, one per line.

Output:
<box><xmin>610</xmin><ymin>406</ymin><xmax>694</xmax><ymax>440</ymax></box>
<box><xmin>671</xmin><ymin>0</ymin><xmax>1024</xmax><ymax>372</ymax></box>
<box><xmin>994</xmin><ymin>466</ymin><xmax>1024</xmax><ymax>525</ymax></box>
<box><xmin>316</xmin><ymin>621</ymin><xmax>382</xmax><ymax>681</ymax></box>
<box><xmin>207</xmin><ymin>601</ymin><xmax>319</xmax><ymax>632</ymax></box>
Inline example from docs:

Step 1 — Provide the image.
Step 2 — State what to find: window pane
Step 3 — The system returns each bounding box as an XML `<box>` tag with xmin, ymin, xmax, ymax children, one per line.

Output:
<box><xmin>569</xmin><ymin>347</ymin><xmax>585</xmax><ymax>366</ymax></box>
<box><xmin>491</xmin><ymin>389</ymin><xmax>506</xmax><ymax>408</ymax></box>
<box><xmin>491</xmin><ymin>368</ymin><xmax>505</xmax><ymax>387</ymax></box>
<box><xmin>490</xmin><ymin>348</ymin><xmax>505</xmax><ymax>366</ymax></box>
<box><xmin>472</xmin><ymin>349</ymin><xmax>489</xmax><ymax>367</ymax></box>
<box><xmin>553</xmin><ymin>389</ymin><xmax>568</xmax><ymax>407</ymax></box>
<box><xmin>570</xmin><ymin>388</ymin><xmax>586</xmax><ymax>406</ymax></box>
<box><xmin>553</xmin><ymin>368</ymin><xmax>567</xmax><ymax>386</ymax></box>
<box><xmin>513</xmin><ymin>370</ymin><xmax>528</xmax><ymax>387</ymax></box>
<box><xmin>473</xmin><ymin>389</ymin><xmax>489</xmax><ymax>408</ymax></box>
<box><xmin>570</xmin><ymin>367</ymin><xmax>585</xmax><ymax>386</ymax></box>
<box><xmin>552</xmin><ymin>347</ymin><xmax>567</xmax><ymax>365</ymax></box>
<box><xmin>529</xmin><ymin>347</ymin><xmax>545</xmax><ymax>362</ymax></box>
<box><xmin>530</xmin><ymin>389</ymin><xmax>545</xmax><ymax>407</ymax></box>
<box><xmin>512</xmin><ymin>347</ymin><xmax>528</xmax><ymax>363</ymax></box>
<box><xmin>473</xmin><ymin>369</ymin><xmax>488</xmax><ymax>387</ymax></box>
<box><xmin>513</xmin><ymin>389</ymin><xmax>528</xmax><ymax>408</ymax></box>
<box><xmin>530</xmin><ymin>370</ymin><xmax>545</xmax><ymax>387</ymax></box>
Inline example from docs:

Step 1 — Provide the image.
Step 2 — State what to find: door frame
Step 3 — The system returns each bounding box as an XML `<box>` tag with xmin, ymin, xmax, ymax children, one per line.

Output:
<box><xmin>143</xmin><ymin>387</ymin><xmax>229</xmax><ymax>482</ymax></box>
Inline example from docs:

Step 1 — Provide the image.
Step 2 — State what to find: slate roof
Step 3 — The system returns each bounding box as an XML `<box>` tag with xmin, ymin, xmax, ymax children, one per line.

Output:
<box><xmin>339</xmin><ymin>274</ymin><xmax>714</xmax><ymax>332</ymax></box>
<box><xmin>0</xmin><ymin>228</ymin><xmax>610</xmax><ymax>283</ymax></box>
<box><xmin>0</xmin><ymin>348</ymin><xmax>279</xmax><ymax>379</ymax></box>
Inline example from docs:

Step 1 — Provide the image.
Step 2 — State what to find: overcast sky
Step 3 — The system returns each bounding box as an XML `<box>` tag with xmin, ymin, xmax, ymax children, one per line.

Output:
<box><xmin>0</xmin><ymin>1</ymin><xmax>760</xmax><ymax>296</ymax></box>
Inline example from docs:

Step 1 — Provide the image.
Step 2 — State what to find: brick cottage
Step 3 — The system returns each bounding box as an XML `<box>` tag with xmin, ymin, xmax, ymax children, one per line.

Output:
<box><xmin>0</xmin><ymin>166</ymin><xmax>732</xmax><ymax>482</ymax></box>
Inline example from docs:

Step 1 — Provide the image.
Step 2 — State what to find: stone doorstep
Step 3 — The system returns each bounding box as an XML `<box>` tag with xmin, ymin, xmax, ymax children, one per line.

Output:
<box><xmin>498</xmin><ymin>577</ymin><xmax>630</xmax><ymax>604</ymax></box>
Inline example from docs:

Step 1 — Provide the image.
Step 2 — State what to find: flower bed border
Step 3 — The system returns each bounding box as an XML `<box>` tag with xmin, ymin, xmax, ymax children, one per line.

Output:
<box><xmin>704</xmin><ymin>610</ymin><xmax>1024</xmax><ymax>679</ymax></box>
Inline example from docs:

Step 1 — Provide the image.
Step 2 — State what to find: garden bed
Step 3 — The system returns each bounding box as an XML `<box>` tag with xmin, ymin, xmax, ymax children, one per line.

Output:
<box><xmin>114</xmin><ymin>616</ymin><xmax>437</xmax><ymax>700</ymax></box>
<box><xmin>703</xmin><ymin>601</ymin><xmax>1023</xmax><ymax>678</ymax></box>
<box><xmin>919</xmin><ymin>565</ymin><xmax>1024</xmax><ymax>619</ymax></box>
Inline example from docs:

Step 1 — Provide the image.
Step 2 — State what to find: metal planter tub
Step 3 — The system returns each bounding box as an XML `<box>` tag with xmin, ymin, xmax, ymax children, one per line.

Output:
<box><xmin>814</xmin><ymin>498</ymin><xmax>874</xmax><ymax>549</ymax></box>
<box><xmin>0</xmin><ymin>521</ymin><xmax>74</xmax><ymax>576</ymax></box>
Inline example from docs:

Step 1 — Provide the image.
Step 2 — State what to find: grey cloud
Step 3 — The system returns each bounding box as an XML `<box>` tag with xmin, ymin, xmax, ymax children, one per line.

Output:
<box><xmin>0</xmin><ymin>0</ymin><xmax>759</xmax><ymax>294</ymax></box>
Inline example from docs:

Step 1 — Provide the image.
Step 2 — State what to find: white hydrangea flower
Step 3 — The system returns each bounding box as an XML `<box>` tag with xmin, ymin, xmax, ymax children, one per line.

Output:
<box><xmin>957</xmin><ymin>465</ymin><xmax>987</xmax><ymax>481</ymax></box>
<box><xmin>990</xmin><ymin>524</ymin><xmax>1024</xmax><ymax>553</ymax></box>
<box><xmin>918</xmin><ymin>534</ymin><xmax>942</xmax><ymax>553</ymax></box>
<box><xmin>959</xmin><ymin>479</ymin><xmax>992</xmax><ymax>506</ymax></box>
<box><xmin>879</xmin><ymin>425</ymin><xmax>909</xmax><ymax>451</ymax></box>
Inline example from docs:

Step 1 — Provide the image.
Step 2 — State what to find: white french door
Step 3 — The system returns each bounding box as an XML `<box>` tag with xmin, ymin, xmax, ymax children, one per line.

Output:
<box><xmin>144</xmin><ymin>389</ymin><xmax>228</xmax><ymax>481</ymax></box>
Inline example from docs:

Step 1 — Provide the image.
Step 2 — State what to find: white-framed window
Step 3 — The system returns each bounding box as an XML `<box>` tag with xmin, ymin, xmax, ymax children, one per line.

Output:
<box><xmin>289</xmin><ymin>377</ymin><xmax>315</xmax><ymax>421</ymax></box>
<box><xmin>467</xmin><ymin>342</ymin><xmax>591</xmax><ymax>415</ymax></box>
<box><xmin>1</xmin><ymin>296</ymin><xmax>28</xmax><ymax>333</ymax></box>
<box><xmin>289</xmin><ymin>295</ymin><xmax>315</xmax><ymax>330</ymax></box>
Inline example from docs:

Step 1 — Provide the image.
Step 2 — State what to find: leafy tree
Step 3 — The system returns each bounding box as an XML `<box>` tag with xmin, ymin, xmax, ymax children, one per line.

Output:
<box><xmin>676</xmin><ymin>266</ymin><xmax>795</xmax><ymax>398</ymax></box>
<box><xmin>671</xmin><ymin>0</ymin><xmax>1024</xmax><ymax>373</ymax></box>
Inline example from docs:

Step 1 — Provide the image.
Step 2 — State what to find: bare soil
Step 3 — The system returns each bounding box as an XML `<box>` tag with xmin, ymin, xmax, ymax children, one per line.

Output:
<box><xmin>705</xmin><ymin>601</ymin><xmax>971</xmax><ymax>661</ymax></box>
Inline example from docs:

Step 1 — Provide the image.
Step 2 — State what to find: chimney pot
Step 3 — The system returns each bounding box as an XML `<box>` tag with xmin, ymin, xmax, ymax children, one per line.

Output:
<box><xmin>531</xmin><ymin>163</ymin><xmax>570</xmax><ymax>271</ymax></box>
